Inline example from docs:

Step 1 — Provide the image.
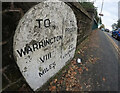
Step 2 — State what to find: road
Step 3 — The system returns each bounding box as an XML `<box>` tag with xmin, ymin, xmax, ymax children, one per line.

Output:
<box><xmin>104</xmin><ymin>31</ymin><xmax>120</xmax><ymax>49</ymax></box>
<box><xmin>42</xmin><ymin>29</ymin><xmax>120</xmax><ymax>91</ymax></box>
<box><xmin>97</xmin><ymin>30</ymin><xmax>119</xmax><ymax>91</ymax></box>
<box><xmin>100</xmin><ymin>30</ymin><xmax>120</xmax><ymax>91</ymax></box>
<box><xmin>75</xmin><ymin>29</ymin><xmax>120</xmax><ymax>91</ymax></box>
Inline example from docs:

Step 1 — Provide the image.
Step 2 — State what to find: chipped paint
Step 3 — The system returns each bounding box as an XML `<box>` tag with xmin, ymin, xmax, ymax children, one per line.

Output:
<box><xmin>13</xmin><ymin>0</ymin><xmax>77</xmax><ymax>91</ymax></box>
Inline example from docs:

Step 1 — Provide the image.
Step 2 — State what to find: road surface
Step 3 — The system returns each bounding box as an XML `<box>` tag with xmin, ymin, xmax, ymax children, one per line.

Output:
<box><xmin>100</xmin><ymin>30</ymin><xmax>120</xmax><ymax>91</ymax></box>
<box><xmin>42</xmin><ymin>29</ymin><xmax>120</xmax><ymax>91</ymax></box>
<box><xmin>75</xmin><ymin>29</ymin><xmax>120</xmax><ymax>91</ymax></box>
<box><xmin>105</xmin><ymin>31</ymin><xmax>120</xmax><ymax>49</ymax></box>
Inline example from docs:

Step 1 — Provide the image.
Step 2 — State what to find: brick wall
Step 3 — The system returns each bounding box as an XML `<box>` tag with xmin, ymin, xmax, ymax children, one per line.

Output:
<box><xmin>1</xmin><ymin>2</ymin><xmax>93</xmax><ymax>92</ymax></box>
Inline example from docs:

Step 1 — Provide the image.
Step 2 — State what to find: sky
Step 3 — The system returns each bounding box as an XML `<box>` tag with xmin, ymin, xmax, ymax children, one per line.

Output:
<box><xmin>94</xmin><ymin>0</ymin><xmax>119</xmax><ymax>30</ymax></box>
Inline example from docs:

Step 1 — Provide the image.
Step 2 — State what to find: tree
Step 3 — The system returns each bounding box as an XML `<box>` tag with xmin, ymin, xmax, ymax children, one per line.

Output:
<box><xmin>117</xmin><ymin>19</ymin><xmax>120</xmax><ymax>28</ymax></box>
<box><xmin>80</xmin><ymin>2</ymin><xmax>100</xmax><ymax>24</ymax></box>
<box><xmin>80</xmin><ymin>2</ymin><xmax>95</xmax><ymax>10</ymax></box>
<box><xmin>99</xmin><ymin>24</ymin><xmax>105</xmax><ymax>29</ymax></box>
<box><xmin>78</xmin><ymin>0</ymin><xmax>90</xmax><ymax>2</ymax></box>
<box><xmin>112</xmin><ymin>23</ymin><xmax>117</xmax><ymax>30</ymax></box>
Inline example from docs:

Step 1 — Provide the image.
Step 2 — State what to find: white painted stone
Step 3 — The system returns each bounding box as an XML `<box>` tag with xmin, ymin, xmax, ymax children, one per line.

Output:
<box><xmin>13</xmin><ymin>0</ymin><xmax>77</xmax><ymax>91</ymax></box>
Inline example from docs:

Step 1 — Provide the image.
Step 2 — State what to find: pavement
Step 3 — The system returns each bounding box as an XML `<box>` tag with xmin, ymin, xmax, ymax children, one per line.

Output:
<box><xmin>41</xmin><ymin>29</ymin><xmax>120</xmax><ymax>91</ymax></box>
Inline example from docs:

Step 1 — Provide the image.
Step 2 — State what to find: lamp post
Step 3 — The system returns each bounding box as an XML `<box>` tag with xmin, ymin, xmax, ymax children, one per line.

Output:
<box><xmin>98</xmin><ymin>0</ymin><xmax>104</xmax><ymax>27</ymax></box>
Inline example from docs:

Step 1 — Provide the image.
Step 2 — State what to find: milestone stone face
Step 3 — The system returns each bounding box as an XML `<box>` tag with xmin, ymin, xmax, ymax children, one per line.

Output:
<box><xmin>13</xmin><ymin>0</ymin><xmax>77</xmax><ymax>91</ymax></box>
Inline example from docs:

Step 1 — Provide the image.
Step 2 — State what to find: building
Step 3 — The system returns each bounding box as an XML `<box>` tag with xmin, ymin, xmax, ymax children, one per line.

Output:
<box><xmin>118</xmin><ymin>1</ymin><xmax>120</xmax><ymax>20</ymax></box>
<box><xmin>92</xmin><ymin>18</ymin><xmax>98</xmax><ymax>30</ymax></box>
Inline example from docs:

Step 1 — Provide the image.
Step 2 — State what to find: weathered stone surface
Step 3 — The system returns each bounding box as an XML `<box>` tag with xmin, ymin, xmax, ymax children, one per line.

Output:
<box><xmin>13</xmin><ymin>1</ymin><xmax>77</xmax><ymax>91</ymax></box>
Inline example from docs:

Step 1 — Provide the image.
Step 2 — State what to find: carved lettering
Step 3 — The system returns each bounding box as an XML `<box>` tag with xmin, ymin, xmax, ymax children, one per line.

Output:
<box><xmin>16</xmin><ymin>35</ymin><xmax>63</xmax><ymax>57</ymax></box>
<box><xmin>39</xmin><ymin>62</ymin><xmax>56</xmax><ymax>77</ymax></box>
<box><xmin>36</xmin><ymin>19</ymin><xmax>50</xmax><ymax>28</ymax></box>
<box><xmin>39</xmin><ymin>52</ymin><xmax>52</xmax><ymax>63</ymax></box>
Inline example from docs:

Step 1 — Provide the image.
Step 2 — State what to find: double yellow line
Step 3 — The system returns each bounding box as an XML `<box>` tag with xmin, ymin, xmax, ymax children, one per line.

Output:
<box><xmin>104</xmin><ymin>32</ymin><xmax>120</xmax><ymax>55</ymax></box>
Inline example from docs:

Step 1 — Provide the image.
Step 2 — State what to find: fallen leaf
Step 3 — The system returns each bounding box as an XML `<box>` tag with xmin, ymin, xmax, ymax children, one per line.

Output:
<box><xmin>84</xmin><ymin>67</ymin><xmax>88</xmax><ymax>71</ymax></box>
<box><xmin>78</xmin><ymin>67</ymin><xmax>83</xmax><ymax>73</ymax></box>
<box><xmin>49</xmin><ymin>86</ymin><xmax>56</xmax><ymax>91</ymax></box>
<box><xmin>59</xmin><ymin>80</ymin><xmax>63</xmax><ymax>84</ymax></box>
<box><xmin>66</xmin><ymin>87</ymin><xmax>69</xmax><ymax>91</ymax></box>
<box><xmin>54</xmin><ymin>79</ymin><xmax>57</xmax><ymax>83</ymax></box>
<box><xmin>65</xmin><ymin>74</ymin><xmax>69</xmax><ymax>78</ymax></box>
<box><xmin>69</xmin><ymin>67</ymin><xmax>74</xmax><ymax>71</ymax></box>
<box><xmin>86</xmin><ymin>85</ymin><xmax>91</xmax><ymax>88</ymax></box>
<box><xmin>102</xmin><ymin>77</ymin><xmax>106</xmax><ymax>81</ymax></box>
<box><xmin>73</xmin><ymin>71</ymin><xmax>77</xmax><ymax>75</ymax></box>
<box><xmin>84</xmin><ymin>83</ymin><xmax>86</xmax><ymax>85</ymax></box>
<box><xmin>70</xmin><ymin>76</ymin><xmax>74</xmax><ymax>79</ymax></box>
<box><xmin>86</xmin><ymin>68</ymin><xmax>88</xmax><ymax>71</ymax></box>
<box><xmin>90</xmin><ymin>55</ymin><xmax>94</xmax><ymax>57</ymax></box>
<box><xmin>50</xmin><ymin>82</ymin><xmax>53</xmax><ymax>86</ymax></box>
<box><xmin>78</xmin><ymin>51</ymin><xmax>80</xmax><ymax>54</ymax></box>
